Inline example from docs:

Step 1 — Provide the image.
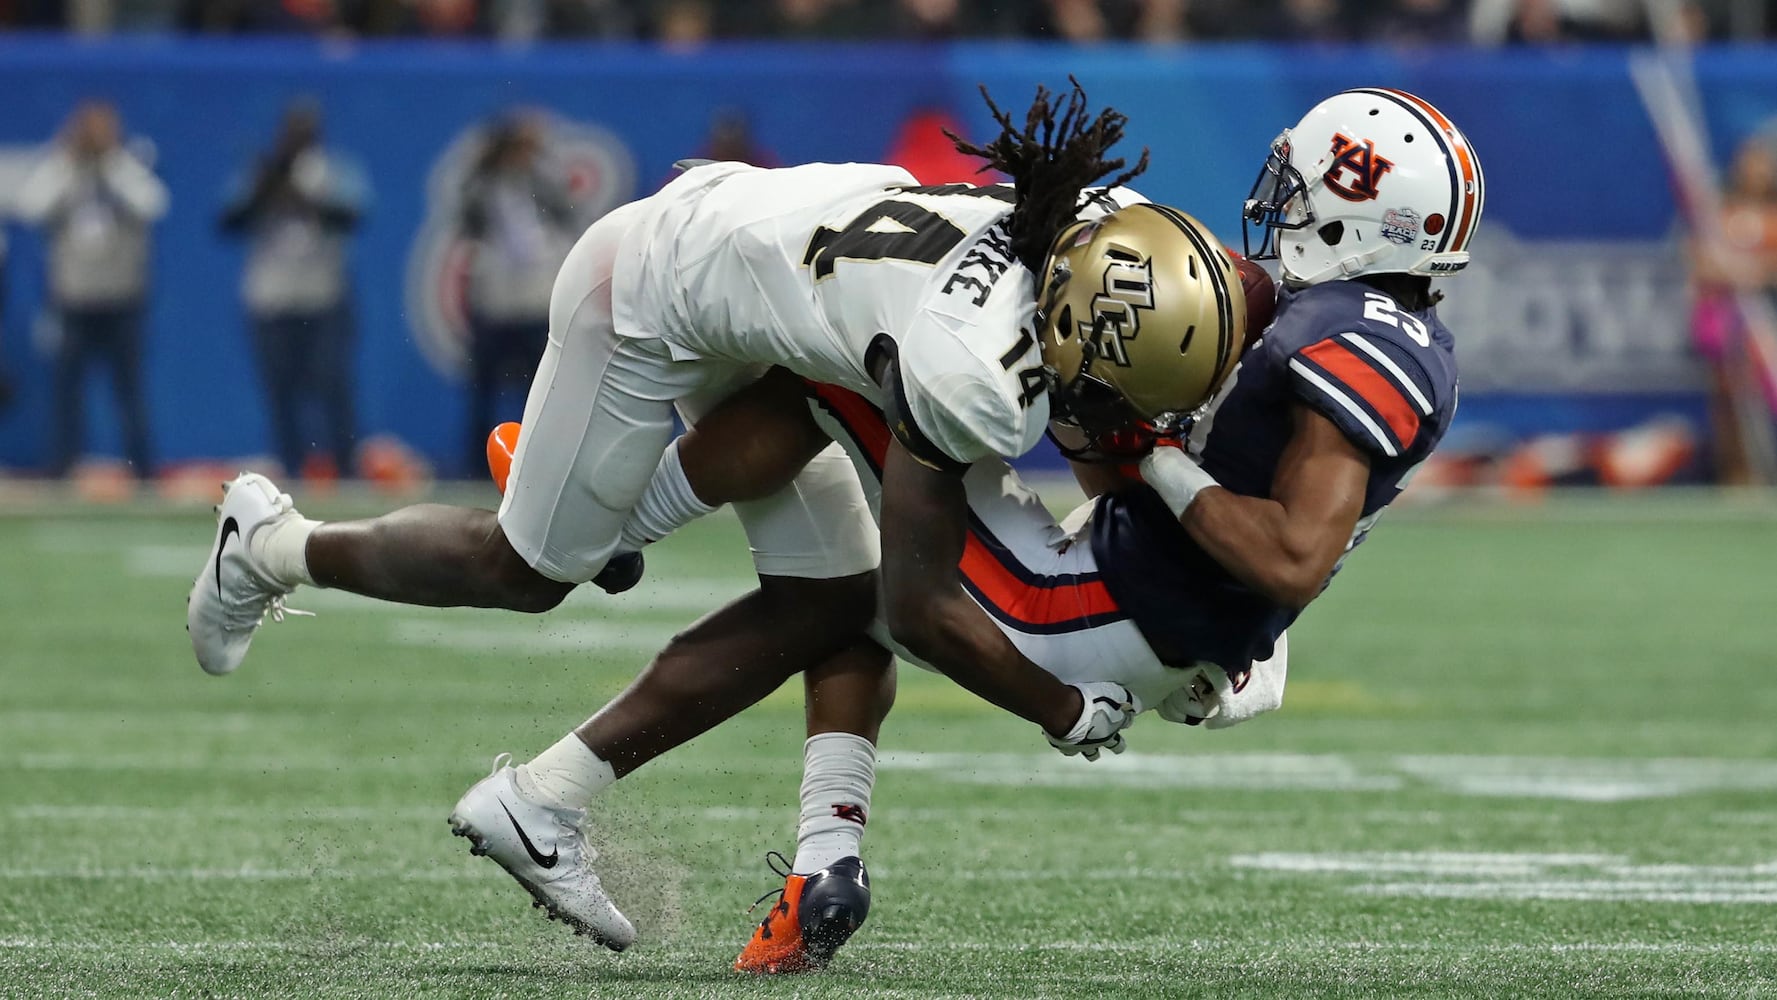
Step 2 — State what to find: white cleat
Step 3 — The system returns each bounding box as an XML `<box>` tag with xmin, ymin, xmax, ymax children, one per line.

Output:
<box><xmin>448</xmin><ymin>754</ymin><xmax>637</xmax><ymax>952</ymax></box>
<box><xmin>186</xmin><ymin>472</ymin><xmax>308</xmax><ymax>676</ymax></box>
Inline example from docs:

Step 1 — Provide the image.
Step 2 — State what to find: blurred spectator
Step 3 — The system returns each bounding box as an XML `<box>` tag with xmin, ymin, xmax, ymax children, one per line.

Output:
<box><xmin>696</xmin><ymin>108</ymin><xmax>777</xmax><ymax>168</ymax></box>
<box><xmin>220</xmin><ymin>99</ymin><xmax>367</xmax><ymax>481</ymax></box>
<box><xmin>64</xmin><ymin>0</ymin><xmax>184</xmax><ymax>32</ymax></box>
<box><xmin>15</xmin><ymin>101</ymin><xmax>166</xmax><ymax>480</ymax></box>
<box><xmin>881</xmin><ymin>0</ymin><xmax>1020</xmax><ymax>38</ymax></box>
<box><xmin>1367</xmin><ymin>0</ymin><xmax>1468</xmax><ymax>44</ymax></box>
<box><xmin>1688</xmin><ymin>132</ymin><xmax>1777</xmax><ymax>485</ymax></box>
<box><xmin>752</xmin><ymin>0</ymin><xmax>884</xmax><ymax>38</ymax></box>
<box><xmin>456</xmin><ymin>112</ymin><xmax>577</xmax><ymax>473</ymax></box>
<box><xmin>486</xmin><ymin>0</ymin><xmax>633</xmax><ymax>40</ymax></box>
<box><xmin>0</xmin><ymin>231</ymin><xmax>13</xmax><ymax>415</ymax></box>
<box><xmin>1031</xmin><ymin>0</ymin><xmax>1189</xmax><ymax>41</ymax></box>
<box><xmin>1471</xmin><ymin>0</ymin><xmax>1648</xmax><ymax>44</ymax></box>
<box><xmin>646</xmin><ymin>0</ymin><xmax>712</xmax><ymax>44</ymax></box>
<box><xmin>1272</xmin><ymin>0</ymin><xmax>1357</xmax><ymax>42</ymax></box>
<box><xmin>410</xmin><ymin>0</ymin><xmax>478</xmax><ymax>34</ymax></box>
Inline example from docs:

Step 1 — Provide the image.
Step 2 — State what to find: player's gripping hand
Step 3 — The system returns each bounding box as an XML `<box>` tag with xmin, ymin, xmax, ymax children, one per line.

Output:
<box><xmin>1046</xmin><ymin>682</ymin><xmax>1141</xmax><ymax>761</ymax></box>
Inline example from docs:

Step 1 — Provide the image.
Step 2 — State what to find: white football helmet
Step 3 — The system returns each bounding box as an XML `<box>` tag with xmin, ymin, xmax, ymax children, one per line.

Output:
<box><xmin>1243</xmin><ymin>88</ymin><xmax>1485</xmax><ymax>286</ymax></box>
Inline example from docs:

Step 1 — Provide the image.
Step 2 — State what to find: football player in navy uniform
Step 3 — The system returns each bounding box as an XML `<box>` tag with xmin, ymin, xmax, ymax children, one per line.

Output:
<box><xmin>1107</xmin><ymin>85</ymin><xmax>1479</xmax><ymax>687</ymax></box>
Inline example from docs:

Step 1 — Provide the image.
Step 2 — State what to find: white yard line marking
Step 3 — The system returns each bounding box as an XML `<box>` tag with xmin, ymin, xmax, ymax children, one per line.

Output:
<box><xmin>1391</xmin><ymin>754</ymin><xmax>1777</xmax><ymax>802</ymax></box>
<box><xmin>1229</xmin><ymin>852</ymin><xmax>1625</xmax><ymax>876</ymax></box>
<box><xmin>0</xmin><ymin>866</ymin><xmax>473</xmax><ymax>881</ymax></box>
<box><xmin>123</xmin><ymin>543</ymin><xmax>212</xmax><ymax>577</ymax></box>
<box><xmin>1232</xmin><ymin>851</ymin><xmax>1777</xmax><ymax>906</ymax></box>
<box><xmin>1358</xmin><ymin>883</ymin><xmax>1777</xmax><ymax>904</ymax></box>
<box><xmin>4</xmin><ymin>805</ymin><xmax>445</xmax><ymax>821</ymax></box>
<box><xmin>17</xmin><ymin>752</ymin><xmax>464</xmax><ymax>773</ymax></box>
<box><xmin>2</xmin><ymin>803</ymin><xmax>781</xmax><ymax>824</ymax></box>
<box><xmin>13</xmin><ymin>752</ymin><xmax>795</xmax><ymax>776</ymax></box>
<box><xmin>877</xmin><ymin>751</ymin><xmax>1400</xmax><ymax>792</ymax></box>
<box><xmin>18</xmin><ymin>749</ymin><xmax>1777</xmax><ymax>802</ymax></box>
<box><xmin>389</xmin><ymin>619</ymin><xmax>684</xmax><ymax>654</ymax></box>
<box><xmin>4</xmin><ymin>936</ymin><xmax>1774</xmax><ymax>956</ymax></box>
<box><xmin>878</xmin><ymin>751</ymin><xmax>1777</xmax><ymax>801</ymax></box>
<box><xmin>0</xmin><ymin>938</ymin><xmax>509</xmax><ymax>952</ymax></box>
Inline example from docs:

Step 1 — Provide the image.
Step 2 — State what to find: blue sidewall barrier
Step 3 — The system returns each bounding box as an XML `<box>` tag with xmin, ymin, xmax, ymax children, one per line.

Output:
<box><xmin>0</xmin><ymin>39</ymin><xmax>1766</xmax><ymax>473</ymax></box>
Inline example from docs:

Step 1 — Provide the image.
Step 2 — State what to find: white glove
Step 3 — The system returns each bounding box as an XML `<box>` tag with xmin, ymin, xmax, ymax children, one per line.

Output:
<box><xmin>1157</xmin><ymin>640</ymin><xmax>1288</xmax><ymax>730</ymax></box>
<box><xmin>1046</xmin><ymin>682</ymin><xmax>1142</xmax><ymax>760</ymax></box>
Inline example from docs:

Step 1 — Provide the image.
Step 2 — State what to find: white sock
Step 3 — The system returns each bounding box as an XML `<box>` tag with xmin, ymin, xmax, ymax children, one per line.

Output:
<box><xmin>618</xmin><ymin>440</ymin><xmax>716</xmax><ymax>552</ymax></box>
<box><xmin>250</xmin><ymin>515</ymin><xmax>319</xmax><ymax>588</ymax></box>
<box><xmin>791</xmin><ymin>732</ymin><xmax>875</xmax><ymax>874</ymax></box>
<box><xmin>514</xmin><ymin>732</ymin><xmax>617</xmax><ymax>812</ymax></box>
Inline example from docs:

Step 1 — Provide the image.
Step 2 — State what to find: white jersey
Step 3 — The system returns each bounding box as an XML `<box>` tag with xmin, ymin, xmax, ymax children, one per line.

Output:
<box><xmin>612</xmin><ymin>161</ymin><xmax>1145</xmax><ymax>466</ymax></box>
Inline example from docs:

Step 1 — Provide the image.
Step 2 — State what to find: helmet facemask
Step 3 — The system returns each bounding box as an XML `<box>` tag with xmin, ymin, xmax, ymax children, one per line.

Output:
<box><xmin>1047</xmin><ymin>322</ymin><xmax>1157</xmax><ymax>459</ymax></box>
<box><xmin>1242</xmin><ymin>131</ymin><xmax>1315</xmax><ymax>266</ymax></box>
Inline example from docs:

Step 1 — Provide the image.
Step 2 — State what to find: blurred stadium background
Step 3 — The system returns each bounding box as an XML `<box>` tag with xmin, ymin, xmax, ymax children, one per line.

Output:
<box><xmin>4</xmin><ymin>2</ymin><xmax>1777</xmax><ymax>998</ymax></box>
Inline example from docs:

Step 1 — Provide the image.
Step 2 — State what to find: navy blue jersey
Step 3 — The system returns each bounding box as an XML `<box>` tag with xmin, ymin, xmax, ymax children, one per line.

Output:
<box><xmin>1090</xmin><ymin>279</ymin><xmax>1459</xmax><ymax>672</ymax></box>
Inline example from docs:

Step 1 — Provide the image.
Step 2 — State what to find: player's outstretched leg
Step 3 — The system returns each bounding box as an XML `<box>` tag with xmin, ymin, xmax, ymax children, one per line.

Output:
<box><xmin>185</xmin><ymin>470</ymin><xmax>581</xmax><ymax>676</ymax></box>
<box><xmin>186</xmin><ymin>472</ymin><xmax>311</xmax><ymax>676</ymax></box>
<box><xmin>447</xmin><ymin>753</ymin><xmax>636</xmax><ymax>951</ymax></box>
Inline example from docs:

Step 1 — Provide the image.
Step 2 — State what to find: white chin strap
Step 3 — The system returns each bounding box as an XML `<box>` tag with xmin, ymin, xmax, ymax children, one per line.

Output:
<box><xmin>1282</xmin><ymin>243</ymin><xmax>1393</xmax><ymax>286</ymax></box>
<box><xmin>1284</xmin><ymin>244</ymin><xmax>1470</xmax><ymax>286</ymax></box>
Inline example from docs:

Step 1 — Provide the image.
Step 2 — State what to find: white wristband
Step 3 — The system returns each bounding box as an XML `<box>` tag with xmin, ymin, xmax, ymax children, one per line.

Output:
<box><xmin>1139</xmin><ymin>446</ymin><xmax>1219</xmax><ymax>519</ymax></box>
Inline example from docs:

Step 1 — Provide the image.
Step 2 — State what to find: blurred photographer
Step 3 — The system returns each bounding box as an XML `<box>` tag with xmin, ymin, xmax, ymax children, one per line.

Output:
<box><xmin>455</xmin><ymin>111</ymin><xmax>576</xmax><ymax>474</ymax></box>
<box><xmin>1688</xmin><ymin>132</ymin><xmax>1777</xmax><ymax>485</ymax></box>
<box><xmin>221</xmin><ymin>100</ymin><xmax>368</xmax><ymax>481</ymax></box>
<box><xmin>16</xmin><ymin>100</ymin><xmax>166</xmax><ymax>481</ymax></box>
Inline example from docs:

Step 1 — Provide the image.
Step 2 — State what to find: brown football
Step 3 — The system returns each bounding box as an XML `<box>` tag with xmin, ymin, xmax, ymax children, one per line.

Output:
<box><xmin>1231</xmin><ymin>252</ymin><xmax>1277</xmax><ymax>341</ymax></box>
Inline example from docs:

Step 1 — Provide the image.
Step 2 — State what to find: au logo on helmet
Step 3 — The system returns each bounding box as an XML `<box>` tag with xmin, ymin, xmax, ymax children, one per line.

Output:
<box><xmin>1323</xmin><ymin>132</ymin><xmax>1393</xmax><ymax>202</ymax></box>
<box><xmin>1080</xmin><ymin>252</ymin><xmax>1155</xmax><ymax>367</ymax></box>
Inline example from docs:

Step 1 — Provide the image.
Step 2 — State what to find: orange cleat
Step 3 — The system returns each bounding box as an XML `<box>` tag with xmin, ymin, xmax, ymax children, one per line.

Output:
<box><xmin>486</xmin><ymin>421</ymin><xmax>522</xmax><ymax>495</ymax></box>
<box><xmin>734</xmin><ymin>853</ymin><xmax>871</xmax><ymax>974</ymax></box>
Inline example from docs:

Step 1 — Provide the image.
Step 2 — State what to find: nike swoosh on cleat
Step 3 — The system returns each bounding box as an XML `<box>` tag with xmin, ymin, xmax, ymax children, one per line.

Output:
<box><xmin>501</xmin><ymin>802</ymin><xmax>559</xmax><ymax>868</ymax></box>
<box><xmin>216</xmin><ymin>517</ymin><xmax>240</xmax><ymax>600</ymax></box>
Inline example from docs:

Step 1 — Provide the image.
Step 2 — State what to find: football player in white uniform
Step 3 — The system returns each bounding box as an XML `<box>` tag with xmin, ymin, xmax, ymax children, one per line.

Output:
<box><xmin>185</xmin><ymin>82</ymin><xmax>1237</xmax><ymax>950</ymax></box>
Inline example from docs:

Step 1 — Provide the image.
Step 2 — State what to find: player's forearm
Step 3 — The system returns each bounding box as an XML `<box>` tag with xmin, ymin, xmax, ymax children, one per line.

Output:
<box><xmin>879</xmin><ymin>439</ymin><xmax>1079</xmax><ymax>736</ymax></box>
<box><xmin>884</xmin><ymin>585</ymin><xmax>1079</xmax><ymax>736</ymax></box>
<box><xmin>1180</xmin><ymin>488</ymin><xmax>1328</xmax><ymax>609</ymax></box>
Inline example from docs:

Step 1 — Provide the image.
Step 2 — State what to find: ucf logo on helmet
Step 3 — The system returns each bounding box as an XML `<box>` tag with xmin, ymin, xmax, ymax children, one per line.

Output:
<box><xmin>1323</xmin><ymin>133</ymin><xmax>1394</xmax><ymax>203</ymax></box>
<box><xmin>1081</xmin><ymin>253</ymin><xmax>1155</xmax><ymax>367</ymax></box>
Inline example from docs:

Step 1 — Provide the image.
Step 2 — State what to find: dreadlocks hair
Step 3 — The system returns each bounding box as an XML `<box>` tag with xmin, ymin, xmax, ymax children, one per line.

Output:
<box><xmin>947</xmin><ymin>77</ymin><xmax>1150</xmax><ymax>275</ymax></box>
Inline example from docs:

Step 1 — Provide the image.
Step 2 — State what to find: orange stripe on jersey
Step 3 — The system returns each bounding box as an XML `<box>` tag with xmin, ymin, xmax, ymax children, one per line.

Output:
<box><xmin>1382</xmin><ymin>88</ymin><xmax>1480</xmax><ymax>252</ymax></box>
<box><xmin>958</xmin><ymin>534</ymin><xmax>1123</xmax><ymax>628</ymax></box>
<box><xmin>1300</xmin><ymin>340</ymin><xmax>1421</xmax><ymax>449</ymax></box>
<box><xmin>810</xmin><ymin>383</ymin><xmax>891</xmax><ymax>468</ymax></box>
<box><xmin>809</xmin><ymin>380</ymin><xmax>1122</xmax><ymax>630</ymax></box>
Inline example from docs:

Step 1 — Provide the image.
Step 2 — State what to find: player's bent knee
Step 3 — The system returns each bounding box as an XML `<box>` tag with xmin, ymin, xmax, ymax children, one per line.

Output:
<box><xmin>485</xmin><ymin>527</ymin><xmax>575</xmax><ymax>613</ymax></box>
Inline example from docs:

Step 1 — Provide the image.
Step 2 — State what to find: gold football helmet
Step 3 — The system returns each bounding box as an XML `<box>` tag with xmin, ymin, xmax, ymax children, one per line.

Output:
<box><xmin>1037</xmin><ymin>202</ymin><xmax>1247</xmax><ymax>454</ymax></box>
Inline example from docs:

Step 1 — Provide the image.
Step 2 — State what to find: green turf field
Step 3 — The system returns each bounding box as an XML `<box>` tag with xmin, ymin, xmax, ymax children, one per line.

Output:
<box><xmin>4</xmin><ymin>489</ymin><xmax>1777</xmax><ymax>998</ymax></box>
